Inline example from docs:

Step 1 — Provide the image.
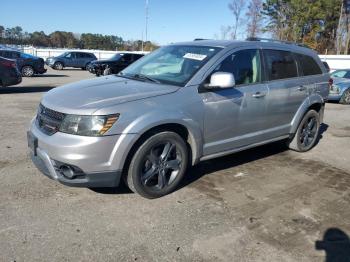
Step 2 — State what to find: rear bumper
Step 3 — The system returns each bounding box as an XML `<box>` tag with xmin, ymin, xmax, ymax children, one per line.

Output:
<box><xmin>2</xmin><ymin>75</ymin><xmax>22</xmax><ymax>87</ymax></box>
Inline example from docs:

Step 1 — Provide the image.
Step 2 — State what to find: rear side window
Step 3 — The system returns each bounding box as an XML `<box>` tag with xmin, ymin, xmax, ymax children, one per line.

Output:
<box><xmin>213</xmin><ymin>49</ymin><xmax>262</xmax><ymax>85</ymax></box>
<box><xmin>122</xmin><ymin>54</ymin><xmax>133</xmax><ymax>62</ymax></box>
<box><xmin>296</xmin><ymin>54</ymin><xmax>322</xmax><ymax>76</ymax></box>
<box><xmin>263</xmin><ymin>50</ymin><xmax>298</xmax><ymax>80</ymax></box>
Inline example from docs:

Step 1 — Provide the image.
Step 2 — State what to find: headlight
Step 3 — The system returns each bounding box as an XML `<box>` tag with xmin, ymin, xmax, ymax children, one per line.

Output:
<box><xmin>59</xmin><ymin>114</ymin><xmax>119</xmax><ymax>136</ymax></box>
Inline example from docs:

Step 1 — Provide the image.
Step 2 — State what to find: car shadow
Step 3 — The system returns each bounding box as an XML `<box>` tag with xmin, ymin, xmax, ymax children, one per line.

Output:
<box><xmin>89</xmin><ymin>123</ymin><xmax>330</xmax><ymax>196</ymax></box>
<box><xmin>316</xmin><ymin>228</ymin><xmax>350</xmax><ymax>262</ymax></box>
<box><xmin>0</xmin><ymin>86</ymin><xmax>55</xmax><ymax>94</ymax></box>
<box><xmin>90</xmin><ymin>181</ymin><xmax>133</xmax><ymax>195</ymax></box>
<box><xmin>33</xmin><ymin>74</ymin><xmax>68</xmax><ymax>78</ymax></box>
<box><xmin>179</xmin><ymin>141</ymin><xmax>289</xmax><ymax>190</ymax></box>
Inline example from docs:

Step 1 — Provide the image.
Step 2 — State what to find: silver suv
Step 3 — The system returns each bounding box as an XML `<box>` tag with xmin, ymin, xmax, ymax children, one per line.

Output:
<box><xmin>28</xmin><ymin>39</ymin><xmax>329</xmax><ymax>198</ymax></box>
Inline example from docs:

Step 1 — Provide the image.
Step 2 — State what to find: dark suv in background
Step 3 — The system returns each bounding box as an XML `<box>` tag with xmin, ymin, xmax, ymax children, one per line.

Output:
<box><xmin>0</xmin><ymin>56</ymin><xmax>22</xmax><ymax>87</ymax></box>
<box><xmin>0</xmin><ymin>49</ymin><xmax>47</xmax><ymax>77</ymax></box>
<box><xmin>46</xmin><ymin>52</ymin><xmax>97</xmax><ymax>70</ymax></box>
<box><xmin>88</xmin><ymin>53</ymin><xmax>144</xmax><ymax>76</ymax></box>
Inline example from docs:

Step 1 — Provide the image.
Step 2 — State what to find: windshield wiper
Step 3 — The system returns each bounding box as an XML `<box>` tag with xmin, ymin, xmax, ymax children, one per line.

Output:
<box><xmin>118</xmin><ymin>72</ymin><xmax>161</xmax><ymax>84</ymax></box>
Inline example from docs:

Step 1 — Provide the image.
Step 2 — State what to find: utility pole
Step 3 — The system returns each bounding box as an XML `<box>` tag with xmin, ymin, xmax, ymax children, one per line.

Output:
<box><xmin>145</xmin><ymin>0</ymin><xmax>149</xmax><ymax>43</ymax></box>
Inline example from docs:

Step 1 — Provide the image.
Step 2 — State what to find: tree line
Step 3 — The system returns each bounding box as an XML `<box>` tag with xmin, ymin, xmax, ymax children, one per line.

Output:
<box><xmin>0</xmin><ymin>25</ymin><xmax>158</xmax><ymax>51</ymax></box>
<box><xmin>222</xmin><ymin>0</ymin><xmax>349</xmax><ymax>54</ymax></box>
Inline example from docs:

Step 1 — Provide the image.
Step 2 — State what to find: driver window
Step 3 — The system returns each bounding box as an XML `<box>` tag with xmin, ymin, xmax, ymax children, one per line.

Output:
<box><xmin>214</xmin><ymin>49</ymin><xmax>261</xmax><ymax>85</ymax></box>
<box><xmin>65</xmin><ymin>53</ymin><xmax>72</xmax><ymax>59</ymax></box>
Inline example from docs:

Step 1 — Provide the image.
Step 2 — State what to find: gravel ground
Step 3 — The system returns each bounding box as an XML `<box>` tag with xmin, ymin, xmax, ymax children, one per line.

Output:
<box><xmin>0</xmin><ymin>68</ymin><xmax>350</xmax><ymax>262</ymax></box>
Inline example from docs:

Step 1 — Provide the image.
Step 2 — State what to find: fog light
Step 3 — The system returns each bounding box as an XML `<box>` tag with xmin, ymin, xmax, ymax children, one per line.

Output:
<box><xmin>60</xmin><ymin>165</ymin><xmax>75</xmax><ymax>179</ymax></box>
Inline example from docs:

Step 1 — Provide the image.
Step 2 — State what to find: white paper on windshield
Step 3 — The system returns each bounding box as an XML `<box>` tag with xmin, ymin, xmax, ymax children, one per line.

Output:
<box><xmin>183</xmin><ymin>53</ymin><xmax>207</xmax><ymax>61</ymax></box>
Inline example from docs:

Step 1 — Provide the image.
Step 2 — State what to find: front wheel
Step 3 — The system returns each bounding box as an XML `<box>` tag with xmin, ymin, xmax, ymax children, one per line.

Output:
<box><xmin>287</xmin><ymin>109</ymin><xmax>320</xmax><ymax>152</ymax></box>
<box><xmin>21</xmin><ymin>66</ymin><xmax>34</xmax><ymax>77</ymax></box>
<box><xmin>53</xmin><ymin>62</ymin><xmax>64</xmax><ymax>70</ymax></box>
<box><xmin>340</xmin><ymin>89</ymin><xmax>350</xmax><ymax>105</ymax></box>
<box><xmin>126</xmin><ymin>131</ymin><xmax>189</xmax><ymax>199</ymax></box>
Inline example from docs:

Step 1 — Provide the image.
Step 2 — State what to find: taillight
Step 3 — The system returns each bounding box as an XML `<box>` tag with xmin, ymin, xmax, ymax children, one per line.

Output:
<box><xmin>0</xmin><ymin>60</ymin><xmax>16</xmax><ymax>68</ymax></box>
<box><xmin>328</xmin><ymin>78</ymin><xmax>333</xmax><ymax>89</ymax></box>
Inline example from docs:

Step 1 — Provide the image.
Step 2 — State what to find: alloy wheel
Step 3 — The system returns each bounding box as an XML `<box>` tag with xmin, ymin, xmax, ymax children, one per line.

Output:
<box><xmin>140</xmin><ymin>141</ymin><xmax>182</xmax><ymax>190</ymax></box>
<box><xmin>299</xmin><ymin>116</ymin><xmax>318</xmax><ymax>148</ymax></box>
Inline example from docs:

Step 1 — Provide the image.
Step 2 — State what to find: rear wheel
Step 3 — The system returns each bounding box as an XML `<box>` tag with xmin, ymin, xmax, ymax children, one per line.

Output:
<box><xmin>54</xmin><ymin>62</ymin><xmax>64</xmax><ymax>70</ymax></box>
<box><xmin>126</xmin><ymin>131</ymin><xmax>188</xmax><ymax>199</ymax></box>
<box><xmin>287</xmin><ymin>109</ymin><xmax>320</xmax><ymax>152</ymax></box>
<box><xmin>21</xmin><ymin>65</ymin><xmax>34</xmax><ymax>77</ymax></box>
<box><xmin>340</xmin><ymin>89</ymin><xmax>350</xmax><ymax>105</ymax></box>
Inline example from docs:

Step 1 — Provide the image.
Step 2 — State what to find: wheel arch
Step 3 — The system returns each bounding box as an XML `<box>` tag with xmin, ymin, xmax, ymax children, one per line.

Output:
<box><xmin>290</xmin><ymin>94</ymin><xmax>324</xmax><ymax>134</ymax></box>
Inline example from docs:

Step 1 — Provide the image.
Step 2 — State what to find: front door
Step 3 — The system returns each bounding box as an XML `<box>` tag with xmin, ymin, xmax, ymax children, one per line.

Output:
<box><xmin>200</xmin><ymin>49</ymin><xmax>269</xmax><ymax>156</ymax></box>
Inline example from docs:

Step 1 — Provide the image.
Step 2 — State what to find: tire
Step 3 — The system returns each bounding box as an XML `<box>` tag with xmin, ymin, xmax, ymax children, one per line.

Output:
<box><xmin>103</xmin><ymin>67</ymin><xmax>112</xmax><ymax>76</ymax></box>
<box><xmin>54</xmin><ymin>62</ymin><xmax>64</xmax><ymax>70</ymax></box>
<box><xmin>339</xmin><ymin>89</ymin><xmax>350</xmax><ymax>105</ymax></box>
<box><xmin>287</xmin><ymin>109</ymin><xmax>320</xmax><ymax>152</ymax></box>
<box><xmin>21</xmin><ymin>65</ymin><xmax>34</xmax><ymax>77</ymax></box>
<box><xmin>126</xmin><ymin>131</ymin><xmax>189</xmax><ymax>199</ymax></box>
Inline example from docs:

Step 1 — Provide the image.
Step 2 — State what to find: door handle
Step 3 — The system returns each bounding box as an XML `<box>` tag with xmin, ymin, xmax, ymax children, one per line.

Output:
<box><xmin>297</xmin><ymin>85</ymin><xmax>307</xmax><ymax>91</ymax></box>
<box><xmin>252</xmin><ymin>92</ymin><xmax>266</xmax><ymax>98</ymax></box>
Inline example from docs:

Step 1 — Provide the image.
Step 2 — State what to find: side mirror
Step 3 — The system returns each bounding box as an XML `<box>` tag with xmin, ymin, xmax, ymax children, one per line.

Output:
<box><xmin>206</xmin><ymin>72</ymin><xmax>235</xmax><ymax>89</ymax></box>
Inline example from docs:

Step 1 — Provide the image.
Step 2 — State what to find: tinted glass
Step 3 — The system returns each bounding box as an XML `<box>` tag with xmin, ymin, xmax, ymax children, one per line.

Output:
<box><xmin>213</xmin><ymin>49</ymin><xmax>262</xmax><ymax>85</ymax></box>
<box><xmin>297</xmin><ymin>54</ymin><xmax>322</xmax><ymax>76</ymax></box>
<box><xmin>263</xmin><ymin>50</ymin><xmax>298</xmax><ymax>80</ymax></box>
<box><xmin>122</xmin><ymin>54</ymin><xmax>132</xmax><ymax>62</ymax></box>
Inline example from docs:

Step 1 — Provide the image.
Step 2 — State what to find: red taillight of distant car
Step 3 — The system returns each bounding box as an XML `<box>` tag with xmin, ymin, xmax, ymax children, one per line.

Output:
<box><xmin>0</xmin><ymin>60</ymin><xmax>16</xmax><ymax>68</ymax></box>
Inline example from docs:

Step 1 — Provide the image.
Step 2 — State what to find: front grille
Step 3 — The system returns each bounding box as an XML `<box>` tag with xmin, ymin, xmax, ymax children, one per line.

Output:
<box><xmin>36</xmin><ymin>104</ymin><xmax>65</xmax><ymax>135</ymax></box>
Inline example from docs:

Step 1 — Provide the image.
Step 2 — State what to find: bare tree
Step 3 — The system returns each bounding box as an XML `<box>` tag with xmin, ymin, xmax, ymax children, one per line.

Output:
<box><xmin>246</xmin><ymin>0</ymin><xmax>264</xmax><ymax>38</ymax></box>
<box><xmin>228</xmin><ymin>0</ymin><xmax>246</xmax><ymax>39</ymax></box>
<box><xmin>220</xmin><ymin>25</ymin><xmax>232</xmax><ymax>40</ymax></box>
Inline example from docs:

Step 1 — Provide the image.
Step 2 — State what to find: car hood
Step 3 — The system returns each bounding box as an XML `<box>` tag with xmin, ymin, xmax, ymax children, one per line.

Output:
<box><xmin>41</xmin><ymin>75</ymin><xmax>180</xmax><ymax>114</ymax></box>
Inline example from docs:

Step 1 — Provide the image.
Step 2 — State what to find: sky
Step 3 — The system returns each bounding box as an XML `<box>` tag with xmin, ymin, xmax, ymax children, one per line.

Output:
<box><xmin>0</xmin><ymin>0</ymin><xmax>247</xmax><ymax>45</ymax></box>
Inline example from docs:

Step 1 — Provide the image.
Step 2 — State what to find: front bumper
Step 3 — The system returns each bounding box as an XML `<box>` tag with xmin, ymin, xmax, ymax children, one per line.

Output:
<box><xmin>328</xmin><ymin>92</ymin><xmax>342</xmax><ymax>101</ymax></box>
<box><xmin>30</xmin><ymin>149</ymin><xmax>121</xmax><ymax>187</ymax></box>
<box><xmin>27</xmin><ymin>119</ymin><xmax>139</xmax><ymax>188</ymax></box>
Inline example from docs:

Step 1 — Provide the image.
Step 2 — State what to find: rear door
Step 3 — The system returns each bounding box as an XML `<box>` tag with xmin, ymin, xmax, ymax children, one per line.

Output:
<box><xmin>295</xmin><ymin>53</ymin><xmax>328</xmax><ymax>100</ymax></box>
<box><xmin>262</xmin><ymin>49</ymin><xmax>306</xmax><ymax>138</ymax></box>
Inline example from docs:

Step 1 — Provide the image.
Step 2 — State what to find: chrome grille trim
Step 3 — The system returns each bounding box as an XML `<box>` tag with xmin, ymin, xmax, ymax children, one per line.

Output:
<box><xmin>36</xmin><ymin>104</ymin><xmax>65</xmax><ymax>135</ymax></box>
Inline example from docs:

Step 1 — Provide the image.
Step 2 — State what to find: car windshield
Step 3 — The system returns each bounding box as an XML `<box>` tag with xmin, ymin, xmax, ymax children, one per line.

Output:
<box><xmin>331</xmin><ymin>70</ymin><xmax>350</xmax><ymax>79</ymax></box>
<box><xmin>120</xmin><ymin>45</ymin><xmax>222</xmax><ymax>86</ymax></box>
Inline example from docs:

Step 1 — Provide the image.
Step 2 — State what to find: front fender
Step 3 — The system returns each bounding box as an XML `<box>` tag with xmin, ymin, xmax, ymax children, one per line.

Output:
<box><xmin>109</xmin><ymin>110</ymin><xmax>203</xmax><ymax>171</ymax></box>
<box><xmin>290</xmin><ymin>93</ymin><xmax>324</xmax><ymax>134</ymax></box>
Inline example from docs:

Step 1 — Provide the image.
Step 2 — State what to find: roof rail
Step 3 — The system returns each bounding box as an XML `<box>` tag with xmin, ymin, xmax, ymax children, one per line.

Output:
<box><xmin>246</xmin><ymin>37</ymin><xmax>310</xmax><ymax>49</ymax></box>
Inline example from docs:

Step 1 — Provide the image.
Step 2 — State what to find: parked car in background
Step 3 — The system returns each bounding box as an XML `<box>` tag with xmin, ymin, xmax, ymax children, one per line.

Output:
<box><xmin>46</xmin><ymin>52</ymin><xmax>97</xmax><ymax>70</ymax></box>
<box><xmin>328</xmin><ymin>69</ymin><xmax>350</xmax><ymax>104</ymax></box>
<box><xmin>0</xmin><ymin>56</ymin><xmax>22</xmax><ymax>87</ymax></box>
<box><xmin>88</xmin><ymin>53</ymin><xmax>144</xmax><ymax>76</ymax></box>
<box><xmin>28</xmin><ymin>39</ymin><xmax>329</xmax><ymax>198</ymax></box>
<box><xmin>0</xmin><ymin>49</ymin><xmax>46</xmax><ymax>77</ymax></box>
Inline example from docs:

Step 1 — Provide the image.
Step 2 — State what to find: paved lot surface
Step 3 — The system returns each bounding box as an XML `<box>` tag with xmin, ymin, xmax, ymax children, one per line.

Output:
<box><xmin>0</xmin><ymin>68</ymin><xmax>350</xmax><ymax>261</ymax></box>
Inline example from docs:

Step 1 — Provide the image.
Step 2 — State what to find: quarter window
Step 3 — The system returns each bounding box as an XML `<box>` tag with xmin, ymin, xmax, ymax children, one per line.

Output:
<box><xmin>263</xmin><ymin>50</ymin><xmax>298</xmax><ymax>80</ymax></box>
<box><xmin>296</xmin><ymin>54</ymin><xmax>322</xmax><ymax>76</ymax></box>
<box><xmin>213</xmin><ymin>49</ymin><xmax>262</xmax><ymax>85</ymax></box>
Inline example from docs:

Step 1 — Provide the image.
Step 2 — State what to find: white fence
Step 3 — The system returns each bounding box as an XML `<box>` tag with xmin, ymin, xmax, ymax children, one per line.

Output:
<box><xmin>21</xmin><ymin>47</ymin><xmax>148</xmax><ymax>60</ymax></box>
<box><xmin>11</xmin><ymin>46</ymin><xmax>350</xmax><ymax>69</ymax></box>
<box><xmin>319</xmin><ymin>55</ymin><xmax>350</xmax><ymax>71</ymax></box>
